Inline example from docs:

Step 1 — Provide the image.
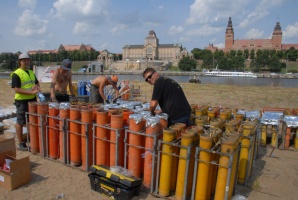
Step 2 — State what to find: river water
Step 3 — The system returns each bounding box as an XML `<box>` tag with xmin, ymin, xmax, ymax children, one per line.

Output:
<box><xmin>1</xmin><ymin>74</ymin><xmax>297</xmax><ymax>88</ymax></box>
<box><xmin>72</xmin><ymin>74</ymin><xmax>298</xmax><ymax>88</ymax></box>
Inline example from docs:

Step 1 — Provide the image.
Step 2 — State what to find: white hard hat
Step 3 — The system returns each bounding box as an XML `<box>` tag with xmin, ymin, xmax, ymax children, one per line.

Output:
<box><xmin>18</xmin><ymin>53</ymin><xmax>30</xmax><ymax>60</ymax></box>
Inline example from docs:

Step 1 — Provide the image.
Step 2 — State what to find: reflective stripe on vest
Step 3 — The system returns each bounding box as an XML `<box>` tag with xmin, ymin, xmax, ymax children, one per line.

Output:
<box><xmin>11</xmin><ymin>68</ymin><xmax>36</xmax><ymax>100</ymax></box>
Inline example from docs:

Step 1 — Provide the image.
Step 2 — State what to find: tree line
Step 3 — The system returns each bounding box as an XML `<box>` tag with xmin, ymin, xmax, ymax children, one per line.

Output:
<box><xmin>179</xmin><ymin>47</ymin><xmax>298</xmax><ymax>72</ymax></box>
<box><xmin>0</xmin><ymin>50</ymin><xmax>123</xmax><ymax>71</ymax></box>
<box><xmin>1</xmin><ymin>47</ymin><xmax>298</xmax><ymax>73</ymax></box>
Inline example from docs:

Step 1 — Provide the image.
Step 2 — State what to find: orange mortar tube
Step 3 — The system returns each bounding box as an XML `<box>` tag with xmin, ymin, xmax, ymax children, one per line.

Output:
<box><xmin>285</xmin><ymin>127</ymin><xmax>291</xmax><ymax>149</ymax></box>
<box><xmin>69</xmin><ymin>107</ymin><xmax>81</xmax><ymax>166</ymax></box>
<box><xmin>122</xmin><ymin>109</ymin><xmax>134</xmax><ymax>127</ymax></box>
<box><xmin>59</xmin><ymin>106</ymin><xmax>70</xmax><ymax>162</ymax></box>
<box><xmin>48</xmin><ymin>103</ymin><xmax>60</xmax><ymax>159</ymax></box>
<box><xmin>37</xmin><ymin>102</ymin><xmax>48</xmax><ymax>156</ymax></box>
<box><xmin>143</xmin><ymin>118</ymin><xmax>160</xmax><ymax>190</ymax></box>
<box><xmin>110</xmin><ymin>113</ymin><xmax>124</xmax><ymax>167</ymax></box>
<box><xmin>95</xmin><ymin>110</ymin><xmax>109</xmax><ymax>166</ymax></box>
<box><xmin>128</xmin><ymin>116</ymin><xmax>145</xmax><ymax>178</ymax></box>
<box><xmin>28</xmin><ymin>102</ymin><xmax>39</xmax><ymax>154</ymax></box>
<box><xmin>81</xmin><ymin>109</ymin><xmax>93</xmax><ymax>170</ymax></box>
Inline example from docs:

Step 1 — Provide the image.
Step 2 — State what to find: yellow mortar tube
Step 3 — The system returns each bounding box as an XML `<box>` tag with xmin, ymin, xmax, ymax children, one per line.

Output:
<box><xmin>261</xmin><ymin>125</ymin><xmax>267</xmax><ymax>146</ymax></box>
<box><xmin>214</xmin><ymin>137</ymin><xmax>236</xmax><ymax>200</ymax></box>
<box><xmin>294</xmin><ymin>129</ymin><xmax>298</xmax><ymax>150</ymax></box>
<box><xmin>168</xmin><ymin>125</ymin><xmax>181</xmax><ymax>192</ymax></box>
<box><xmin>271</xmin><ymin>126</ymin><xmax>278</xmax><ymax>147</ymax></box>
<box><xmin>209</xmin><ymin>129</ymin><xmax>223</xmax><ymax>197</ymax></box>
<box><xmin>194</xmin><ymin>134</ymin><xmax>213</xmax><ymax>200</ymax></box>
<box><xmin>226</xmin><ymin>131</ymin><xmax>240</xmax><ymax>199</ymax></box>
<box><xmin>238</xmin><ymin>122</ymin><xmax>253</xmax><ymax>185</ymax></box>
<box><xmin>158</xmin><ymin>128</ymin><xmax>176</xmax><ymax>197</ymax></box>
<box><xmin>175</xmin><ymin>132</ymin><xmax>195</xmax><ymax>200</ymax></box>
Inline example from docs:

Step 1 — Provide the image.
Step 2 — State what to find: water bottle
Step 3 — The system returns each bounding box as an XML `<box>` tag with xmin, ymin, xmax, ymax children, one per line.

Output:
<box><xmin>37</xmin><ymin>92</ymin><xmax>46</xmax><ymax>102</ymax></box>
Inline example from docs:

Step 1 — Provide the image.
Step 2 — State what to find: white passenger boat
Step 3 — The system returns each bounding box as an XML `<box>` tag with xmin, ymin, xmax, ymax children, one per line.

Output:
<box><xmin>204</xmin><ymin>70</ymin><xmax>257</xmax><ymax>78</ymax></box>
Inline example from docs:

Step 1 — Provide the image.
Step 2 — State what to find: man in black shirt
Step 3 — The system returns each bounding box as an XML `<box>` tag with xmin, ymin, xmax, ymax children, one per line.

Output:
<box><xmin>143</xmin><ymin>67</ymin><xmax>191</xmax><ymax>127</ymax></box>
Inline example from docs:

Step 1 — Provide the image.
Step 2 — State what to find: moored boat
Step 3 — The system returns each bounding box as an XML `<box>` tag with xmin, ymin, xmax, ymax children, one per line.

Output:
<box><xmin>204</xmin><ymin>70</ymin><xmax>257</xmax><ymax>78</ymax></box>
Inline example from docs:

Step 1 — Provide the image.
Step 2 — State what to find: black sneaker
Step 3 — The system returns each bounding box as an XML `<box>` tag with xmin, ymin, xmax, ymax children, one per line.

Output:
<box><xmin>17</xmin><ymin>143</ymin><xmax>28</xmax><ymax>151</ymax></box>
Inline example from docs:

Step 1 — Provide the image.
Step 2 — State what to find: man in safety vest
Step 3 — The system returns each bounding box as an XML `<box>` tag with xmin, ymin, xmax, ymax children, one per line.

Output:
<box><xmin>11</xmin><ymin>53</ymin><xmax>41</xmax><ymax>151</ymax></box>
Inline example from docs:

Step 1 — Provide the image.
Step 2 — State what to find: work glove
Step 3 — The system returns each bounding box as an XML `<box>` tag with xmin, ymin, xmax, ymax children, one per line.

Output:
<box><xmin>71</xmin><ymin>95</ymin><xmax>77</xmax><ymax>102</ymax></box>
<box><xmin>105</xmin><ymin>100</ymin><xmax>110</xmax><ymax>104</ymax></box>
<box><xmin>112</xmin><ymin>98</ymin><xmax>117</xmax><ymax>104</ymax></box>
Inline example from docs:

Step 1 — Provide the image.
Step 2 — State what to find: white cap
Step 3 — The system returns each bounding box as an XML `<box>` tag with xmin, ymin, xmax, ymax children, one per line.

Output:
<box><xmin>18</xmin><ymin>53</ymin><xmax>30</xmax><ymax>60</ymax></box>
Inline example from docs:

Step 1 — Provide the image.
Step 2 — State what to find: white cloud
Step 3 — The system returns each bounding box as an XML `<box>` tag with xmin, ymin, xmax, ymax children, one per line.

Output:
<box><xmin>244</xmin><ymin>28</ymin><xmax>264</xmax><ymax>39</ymax></box>
<box><xmin>18</xmin><ymin>0</ymin><xmax>37</xmax><ymax>9</ymax></box>
<box><xmin>14</xmin><ymin>10</ymin><xmax>48</xmax><ymax>36</ymax></box>
<box><xmin>283</xmin><ymin>22</ymin><xmax>298</xmax><ymax>39</ymax></box>
<box><xmin>238</xmin><ymin>11</ymin><xmax>269</xmax><ymax>28</ymax></box>
<box><xmin>111</xmin><ymin>24</ymin><xmax>129</xmax><ymax>35</ymax></box>
<box><xmin>187</xmin><ymin>25</ymin><xmax>222</xmax><ymax>37</ymax></box>
<box><xmin>100</xmin><ymin>42</ymin><xmax>109</xmax><ymax>49</ymax></box>
<box><xmin>238</xmin><ymin>0</ymin><xmax>283</xmax><ymax>28</ymax></box>
<box><xmin>186</xmin><ymin>0</ymin><xmax>247</xmax><ymax>25</ymax></box>
<box><xmin>73</xmin><ymin>21</ymin><xmax>99</xmax><ymax>36</ymax></box>
<box><xmin>52</xmin><ymin>0</ymin><xmax>108</xmax><ymax>19</ymax></box>
<box><xmin>167</xmin><ymin>26</ymin><xmax>184</xmax><ymax>35</ymax></box>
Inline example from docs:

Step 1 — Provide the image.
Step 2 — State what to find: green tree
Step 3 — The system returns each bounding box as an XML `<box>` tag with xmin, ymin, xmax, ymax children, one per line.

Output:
<box><xmin>269</xmin><ymin>54</ymin><xmax>282</xmax><ymax>72</ymax></box>
<box><xmin>191</xmin><ymin>48</ymin><xmax>203</xmax><ymax>60</ymax></box>
<box><xmin>178</xmin><ymin>57</ymin><xmax>197</xmax><ymax>71</ymax></box>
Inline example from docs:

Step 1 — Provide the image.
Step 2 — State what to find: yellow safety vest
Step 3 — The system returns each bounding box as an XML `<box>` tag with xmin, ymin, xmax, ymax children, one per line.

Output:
<box><xmin>11</xmin><ymin>68</ymin><xmax>36</xmax><ymax>100</ymax></box>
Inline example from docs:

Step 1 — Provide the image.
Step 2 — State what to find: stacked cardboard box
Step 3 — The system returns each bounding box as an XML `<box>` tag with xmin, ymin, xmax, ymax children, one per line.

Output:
<box><xmin>0</xmin><ymin>136</ymin><xmax>31</xmax><ymax>190</ymax></box>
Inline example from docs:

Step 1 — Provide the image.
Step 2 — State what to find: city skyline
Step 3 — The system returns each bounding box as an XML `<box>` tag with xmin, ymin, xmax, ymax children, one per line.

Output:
<box><xmin>1</xmin><ymin>0</ymin><xmax>298</xmax><ymax>54</ymax></box>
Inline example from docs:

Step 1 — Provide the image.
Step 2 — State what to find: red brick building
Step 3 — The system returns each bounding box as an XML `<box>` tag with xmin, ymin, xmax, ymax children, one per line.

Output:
<box><xmin>206</xmin><ymin>17</ymin><xmax>298</xmax><ymax>52</ymax></box>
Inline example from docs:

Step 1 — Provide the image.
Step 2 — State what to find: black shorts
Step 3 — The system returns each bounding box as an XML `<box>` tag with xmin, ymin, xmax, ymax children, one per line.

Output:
<box><xmin>15</xmin><ymin>98</ymin><xmax>36</xmax><ymax>125</ymax></box>
<box><xmin>55</xmin><ymin>94</ymin><xmax>70</xmax><ymax>103</ymax></box>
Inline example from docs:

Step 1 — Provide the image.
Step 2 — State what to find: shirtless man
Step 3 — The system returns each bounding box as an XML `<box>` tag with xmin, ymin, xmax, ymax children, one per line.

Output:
<box><xmin>50</xmin><ymin>59</ymin><xmax>77</xmax><ymax>103</ymax></box>
<box><xmin>90</xmin><ymin>75</ymin><xmax>119</xmax><ymax>104</ymax></box>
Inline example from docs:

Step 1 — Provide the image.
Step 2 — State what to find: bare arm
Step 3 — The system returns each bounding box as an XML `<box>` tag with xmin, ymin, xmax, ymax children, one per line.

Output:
<box><xmin>50</xmin><ymin>70</ymin><xmax>58</xmax><ymax>100</ymax></box>
<box><xmin>68</xmin><ymin>71</ymin><xmax>75</xmax><ymax>96</ymax></box>
<box><xmin>13</xmin><ymin>87</ymin><xmax>39</xmax><ymax>95</ymax></box>
<box><xmin>149</xmin><ymin>100</ymin><xmax>159</xmax><ymax>116</ymax></box>
<box><xmin>112</xmin><ymin>84</ymin><xmax>119</xmax><ymax>98</ymax></box>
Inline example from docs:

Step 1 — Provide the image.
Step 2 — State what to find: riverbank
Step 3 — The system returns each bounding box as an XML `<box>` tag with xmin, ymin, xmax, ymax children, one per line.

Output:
<box><xmin>1</xmin><ymin>70</ymin><xmax>298</xmax><ymax>79</ymax></box>
<box><xmin>0</xmin><ymin>79</ymin><xmax>297</xmax><ymax>111</ymax></box>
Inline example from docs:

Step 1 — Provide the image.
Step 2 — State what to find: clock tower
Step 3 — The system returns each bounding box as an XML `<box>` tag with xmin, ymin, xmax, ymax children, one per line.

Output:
<box><xmin>225</xmin><ymin>17</ymin><xmax>234</xmax><ymax>51</ymax></box>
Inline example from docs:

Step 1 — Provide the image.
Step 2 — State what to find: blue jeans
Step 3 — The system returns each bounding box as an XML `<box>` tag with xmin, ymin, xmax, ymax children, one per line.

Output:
<box><xmin>169</xmin><ymin>116</ymin><xmax>191</xmax><ymax>127</ymax></box>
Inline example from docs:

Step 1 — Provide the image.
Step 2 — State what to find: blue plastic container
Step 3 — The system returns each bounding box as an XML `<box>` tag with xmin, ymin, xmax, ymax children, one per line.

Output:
<box><xmin>78</xmin><ymin>80</ymin><xmax>87</xmax><ymax>95</ymax></box>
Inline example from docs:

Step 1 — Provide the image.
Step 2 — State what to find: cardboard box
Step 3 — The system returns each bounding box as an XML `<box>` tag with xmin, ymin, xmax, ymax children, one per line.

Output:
<box><xmin>0</xmin><ymin>136</ymin><xmax>30</xmax><ymax>191</ymax></box>
<box><xmin>4</xmin><ymin>127</ymin><xmax>27</xmax><ymax>142</ymax></box>
<box><xmin>0</xmin><ymin>136</ymin><xmax>16</xmax><ymax>158</ymax></box>
<box><xmin>0</xmin><ymin>154</ymin><xmax>31</xmax><ymax>191</ymax></box>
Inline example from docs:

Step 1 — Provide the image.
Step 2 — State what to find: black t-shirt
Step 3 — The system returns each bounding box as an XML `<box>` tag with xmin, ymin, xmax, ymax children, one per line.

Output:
<box><xmin>11</xmin><ymin>70</ymin><xmax>39</xmax><ymax>88</ymax></box>
<box><xmin>152</xmin><ymin>76</ymin><xmax>191</xmax><ymax>121</ymax></box>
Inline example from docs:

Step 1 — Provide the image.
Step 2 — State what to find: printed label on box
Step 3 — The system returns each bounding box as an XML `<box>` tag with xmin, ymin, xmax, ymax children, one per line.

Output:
<box><xmin>0</xmin><ymin>175</ymin><xmax>4</xmax><ymax>182</ymax></box>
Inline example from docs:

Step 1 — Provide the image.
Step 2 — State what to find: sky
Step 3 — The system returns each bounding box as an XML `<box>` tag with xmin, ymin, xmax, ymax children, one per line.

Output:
<box><xmin>1</xmin><ymin>0</ymin><xmax>298</xmax><ymax>54</ymax></box>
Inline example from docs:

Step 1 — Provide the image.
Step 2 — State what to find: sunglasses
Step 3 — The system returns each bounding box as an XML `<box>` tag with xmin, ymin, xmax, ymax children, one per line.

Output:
<box><xmin>145</xmin><ymin>72</ymin><xmax>154</xmax><ymax>82</ymax></box>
